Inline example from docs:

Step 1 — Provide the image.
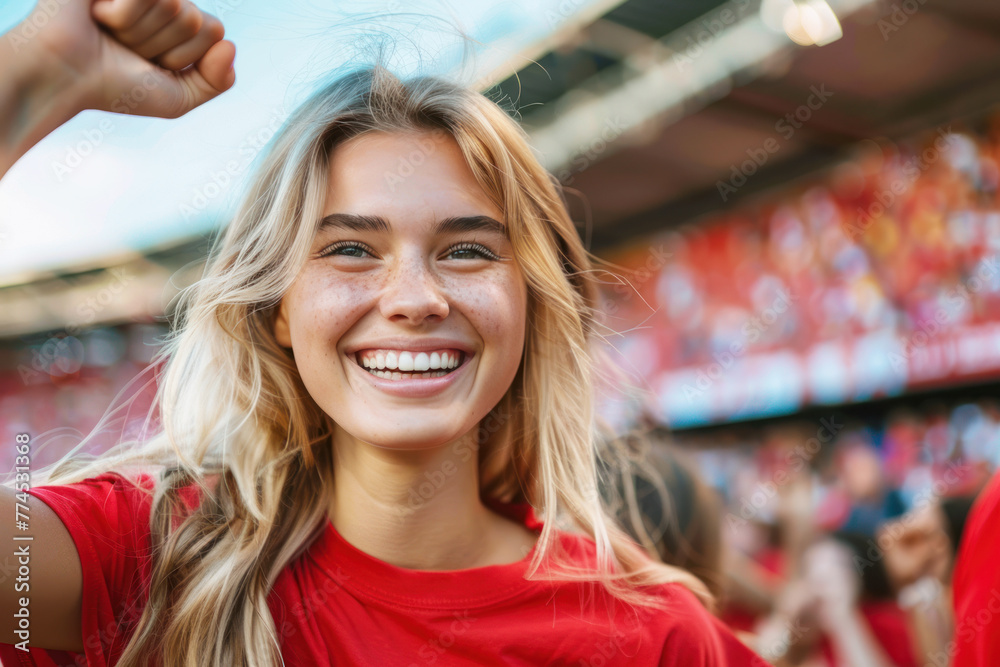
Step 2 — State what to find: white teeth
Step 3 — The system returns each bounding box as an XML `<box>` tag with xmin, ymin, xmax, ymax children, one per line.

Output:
<box><xmin>414</xmin><ymin>352</ymin><xmax>430</xmax><ymax>371</ymax></box>
<box><xmin>398</xmin><ymin>351</ymin><xmax>414</xmax><ymax>371</ymax></box>
<box><xmin>356</xmin><ymin>348</ymin><xmax>465</xmax><ymax>373</ymax></box>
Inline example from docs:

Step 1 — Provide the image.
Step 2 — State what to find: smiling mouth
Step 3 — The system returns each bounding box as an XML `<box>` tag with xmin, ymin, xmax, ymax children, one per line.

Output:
<box><xmin>353</xmin><ymin>349</ymin><xmax>467</xmax><ymax>380</ymax></box>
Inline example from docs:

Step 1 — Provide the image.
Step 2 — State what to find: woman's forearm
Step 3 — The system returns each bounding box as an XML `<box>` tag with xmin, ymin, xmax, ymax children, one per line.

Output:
<box><xmin>0</xmin><ymin>31</ymin><xmax>87</xmax><ymax>180</ymax></box>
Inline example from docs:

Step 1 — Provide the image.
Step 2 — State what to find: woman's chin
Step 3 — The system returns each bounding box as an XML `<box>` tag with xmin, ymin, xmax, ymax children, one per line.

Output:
<box><xmin>338</xmin><ymin>424</ymin><xmax>467</xmax><ymax>451</ymax></box>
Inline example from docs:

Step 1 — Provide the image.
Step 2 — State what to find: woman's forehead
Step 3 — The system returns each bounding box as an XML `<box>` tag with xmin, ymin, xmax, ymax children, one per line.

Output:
<box><xmin>324</xmin><ymin>131</ymin><xmax>503</xmax><ymax>225</ymax></box>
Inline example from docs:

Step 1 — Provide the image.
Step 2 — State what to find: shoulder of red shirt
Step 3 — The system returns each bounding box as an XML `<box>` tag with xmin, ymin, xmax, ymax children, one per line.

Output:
<box><xmin>487</xmin><ymin>500</ymin><xmax>769</xmax><ymax>665</ymax></box>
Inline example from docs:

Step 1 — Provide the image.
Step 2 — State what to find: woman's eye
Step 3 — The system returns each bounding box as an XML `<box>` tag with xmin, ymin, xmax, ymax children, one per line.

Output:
<box><xmin>320</xmin><ymin>242</ymin><xmax>373</xmax><ymax>258</ymax></box>
<box><xmin>446</xmin><ymin>243</ymin><xmax>499</xmax><ymax>261</ymax></box>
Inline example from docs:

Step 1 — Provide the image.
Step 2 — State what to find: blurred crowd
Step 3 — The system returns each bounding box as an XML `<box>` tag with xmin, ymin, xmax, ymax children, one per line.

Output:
<box><xmin>606</xmin><ymin>397</ymin><xmax>999</xmax><ymax>666</ymax></box>
<box><xmin>0</xmin><ymin>323</ymin><xmax>165</xmax><ymax>472</ymax></box>
<box><xmin>605</xmin><ymin>112</ymin><xmax>1000</xmax><ymax>371</ymax></box>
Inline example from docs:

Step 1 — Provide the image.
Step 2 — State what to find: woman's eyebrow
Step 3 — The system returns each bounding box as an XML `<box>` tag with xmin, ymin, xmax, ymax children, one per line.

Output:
<box><xmin>317</xmin><ymin>213</ymin><xmax>508</xmax><ymax>238</ymax></box>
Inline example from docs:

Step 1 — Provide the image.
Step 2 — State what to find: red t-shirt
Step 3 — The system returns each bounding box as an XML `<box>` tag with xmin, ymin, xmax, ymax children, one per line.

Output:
<box><xmin>0</xmin><ymin>472</ymin><xmax>771</xmax><ymax>666</ymax></box>
<box><xmin>952</xmin><ymin>470</ymin><xmax>1000</xmax><ymax>666</ymax></box>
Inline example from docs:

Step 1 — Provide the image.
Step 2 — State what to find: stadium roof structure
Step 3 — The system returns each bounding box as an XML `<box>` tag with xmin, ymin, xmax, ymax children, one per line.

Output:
<box><xmin>489</xmin><ymin>0</ymin><xmax>1000</xmax><ymax>249</ymax></box>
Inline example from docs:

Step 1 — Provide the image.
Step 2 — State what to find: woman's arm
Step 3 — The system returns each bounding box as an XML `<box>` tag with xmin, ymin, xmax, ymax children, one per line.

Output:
<box><xmin>0</xmin><ymin>483</ymin><xmax>85</xmax><ymax>652</ymax></box>
<box><xmin>0</xmin><ymin>0</ymin><xmax>236</xmax><ymax>180</ymax></box>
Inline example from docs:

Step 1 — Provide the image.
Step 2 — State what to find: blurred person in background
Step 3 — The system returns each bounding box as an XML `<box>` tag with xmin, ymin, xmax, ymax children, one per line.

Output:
<box><xmin>748</xmin><ymin>530</ymin><xmax>921</xmax><ymax>667</ymax></box>
<box><xmin>877</xmin><ymin>493</ymin><xmax>977</xmax><ymax>665</ymax></box>
<box><xmin>603</xmin><ymin>431</ymin><xmax>794</xmax><ymax>652</ymax></box>
<box><xmin>835</xmin><ymin>437</ymin><xmax>907</xmax><ymax>536</ymax></box>
<box><xmin>602</xmin><ymin>435</ymin><xmax>726</xmax><ymax>600</ymax></box>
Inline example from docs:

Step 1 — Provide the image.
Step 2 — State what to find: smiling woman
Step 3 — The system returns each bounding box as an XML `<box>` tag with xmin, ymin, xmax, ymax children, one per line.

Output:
<box><xmin>0</xmin><ymin>1</ymin><xmax>769</xmax><ymax>665</ymax></box>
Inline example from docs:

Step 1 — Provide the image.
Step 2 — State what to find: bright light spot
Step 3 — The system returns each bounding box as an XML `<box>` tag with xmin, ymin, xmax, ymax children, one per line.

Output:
<box><xmin>761</xmin><ymin>0</ymin><xmax>843</xmax><ymax>46</ymax></box>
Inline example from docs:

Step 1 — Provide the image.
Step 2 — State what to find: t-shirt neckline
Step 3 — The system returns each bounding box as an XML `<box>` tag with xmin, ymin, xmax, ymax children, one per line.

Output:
<box><xmin>307</xmin><ymin>498</ymin><xmax>547</xmax><ymax>611</ymax></box>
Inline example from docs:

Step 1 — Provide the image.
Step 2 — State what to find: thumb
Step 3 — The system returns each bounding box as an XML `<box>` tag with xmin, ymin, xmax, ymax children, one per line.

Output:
<box><xmin>173</xmin><ymin>39</ymin><xmax>237</xmax><ymax>115</ymax></box>
<box><xmin>190</xmin><ymin>39</ymin><xmax>238</xmax><ymax>97</ymax></box>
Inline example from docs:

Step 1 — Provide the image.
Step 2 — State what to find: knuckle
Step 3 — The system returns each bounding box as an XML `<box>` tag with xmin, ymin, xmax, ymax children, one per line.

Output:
<box><xmin>102</xmin><ymin>9</ymin><xmax>129</xmax><ymax>30</ymax></box>
<box><xmin>202</xmin><ymin>14</ymin><xmax>225</xmax><ymax>39</ymax></box>
<box><xmin>183</xmin><ymin>10</ymin><xmax>203</xmax><ymax>36</ymax></box>
<box><xmin>205</xmin><ymin>18</ymin><xmax>225</xmax><ymax>41</ymax></box>
<box><xmin>163</xmin><ymin>0</ymin><xmax>184</xmax><ymax>19</ymax></box>
<box><xmin>157</xmin><ymin>53</ymin><xmax>186</xmax><ymax>70</ymax></box>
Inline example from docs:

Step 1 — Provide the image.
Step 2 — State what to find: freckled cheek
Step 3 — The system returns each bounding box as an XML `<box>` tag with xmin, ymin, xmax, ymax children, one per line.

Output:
<box><xmin>292</xmin><ymin>275</ymin><xmax>379</xmax><ymax>349</ymax></box>
<box><xmin>446</xmin><ymin>273</ymin><xmax>527</xmax><ymax>341</ymax></box>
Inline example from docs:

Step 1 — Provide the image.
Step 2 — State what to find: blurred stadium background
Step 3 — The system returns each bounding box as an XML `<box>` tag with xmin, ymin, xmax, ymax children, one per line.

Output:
<box><xmin>2</xmin><ymin>0</ymin><xmax>999</xmax><ymax>664</ymax></box>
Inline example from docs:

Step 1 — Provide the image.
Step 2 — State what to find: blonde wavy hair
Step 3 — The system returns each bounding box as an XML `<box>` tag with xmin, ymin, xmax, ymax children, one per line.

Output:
<box><xmin>24</xmin><ymin>62</ymin><xmax>710</xmax><ymax>665</ymax></box>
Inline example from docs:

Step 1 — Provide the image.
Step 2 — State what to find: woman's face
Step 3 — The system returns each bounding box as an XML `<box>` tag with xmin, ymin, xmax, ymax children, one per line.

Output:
<box><xmin>274</xmin><ymin>130</ymin><xmax>527</xmax><ymax>449</ymax></box>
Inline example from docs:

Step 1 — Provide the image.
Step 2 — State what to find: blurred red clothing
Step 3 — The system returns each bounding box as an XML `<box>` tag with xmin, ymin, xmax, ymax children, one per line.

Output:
<box><xmin>951</xmin><ymin>471</ymin><xmax>1000</xmax><ymax>666</ymax></box>
<box><xmin>818</xmin><ymin>601</ymin><xmax>918</xmax><ymax>667</ymax></box>
<box><xmin>0</xmin><ymin>472</ymin><xmax>770</xmax><ymax>667</ymax></box>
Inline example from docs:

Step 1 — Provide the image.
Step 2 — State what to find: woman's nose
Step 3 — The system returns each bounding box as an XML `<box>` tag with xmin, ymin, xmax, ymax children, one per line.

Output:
<box><xmin>378</xmin><ymin>256</ymin><xmax>450</xmax><ymax>324</ymax></box>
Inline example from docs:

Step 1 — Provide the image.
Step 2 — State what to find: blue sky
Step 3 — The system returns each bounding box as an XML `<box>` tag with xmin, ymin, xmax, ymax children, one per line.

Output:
<box><xmin>0</xmin><ymin>0</ymin><xmax>595</xmax><ymax>283</ymax></box>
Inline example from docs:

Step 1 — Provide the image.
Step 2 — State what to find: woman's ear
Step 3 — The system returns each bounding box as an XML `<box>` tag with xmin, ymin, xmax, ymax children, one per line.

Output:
<box><xmin>273</xmin><ymin>300</ymin><xmax>292</xmax><ymax>348</ymax></box>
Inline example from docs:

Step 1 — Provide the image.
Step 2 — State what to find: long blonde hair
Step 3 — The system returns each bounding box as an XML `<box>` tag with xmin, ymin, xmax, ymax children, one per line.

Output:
<box><xmin>24</xmin><ymin>61</ymin><xmax>709</xmax><ymax>666</ymax></box>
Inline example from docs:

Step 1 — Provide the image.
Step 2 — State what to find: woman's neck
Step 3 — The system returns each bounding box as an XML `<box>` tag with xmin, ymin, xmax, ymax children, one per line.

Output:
<box><xmin>327</xmin><ymin>429</ymin><xmax>536</xmax><ymax>571</ymax></box>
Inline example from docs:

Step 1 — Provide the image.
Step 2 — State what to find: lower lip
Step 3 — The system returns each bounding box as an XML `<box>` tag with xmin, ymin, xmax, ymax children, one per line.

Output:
<box><xmin>347</xmin><ymin>353</ymin><xmax>472</xmax><ymax>398</ymax></box>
